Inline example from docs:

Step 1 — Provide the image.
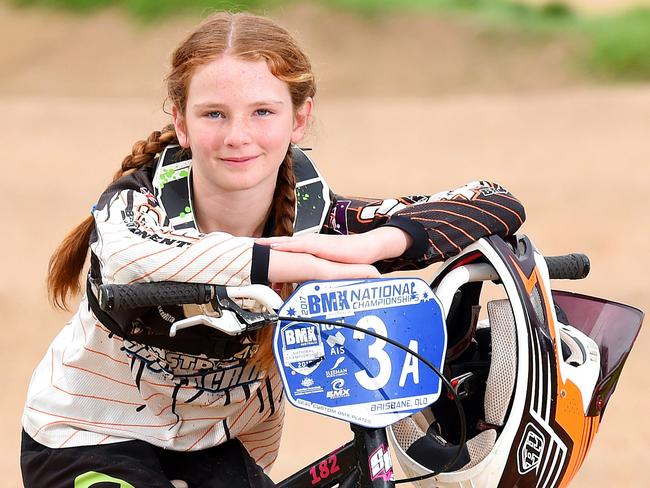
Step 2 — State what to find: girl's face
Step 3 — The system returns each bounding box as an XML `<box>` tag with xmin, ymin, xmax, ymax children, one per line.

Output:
<box><xmin>173</xmin><ymin>54</ymin><xmax>312</xmax><ymax>195</ymax></box>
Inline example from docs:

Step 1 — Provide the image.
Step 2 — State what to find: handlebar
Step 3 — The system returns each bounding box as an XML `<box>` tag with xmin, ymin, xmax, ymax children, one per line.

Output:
<box><xmin>96</xmin><ymin>253</ymin><xmax>590</xmax><ymax>317</ymax></box>
<box><xmin>96</xmin><ymin>281</ymin><xmax>282</xmax><ymax>337</ymax></box>
<box><xmin>98</xmin><ymin>282</ymin><xmax>283</xmax><ymax>313</ymax></box>
<box><xmin>98</xmin><ymin>281</ymin><xmax>216</xmax><ymax>311</ymax></box>
<box><xmin>545</xmin><ymin>253</ymin><xmax>590</xmax><ymax>280</ymax></box>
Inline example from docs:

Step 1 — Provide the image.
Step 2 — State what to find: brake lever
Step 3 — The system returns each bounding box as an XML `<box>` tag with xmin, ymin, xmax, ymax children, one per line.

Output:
<box><xmin>169</xmin><ymin>311</ymin><xmax>247</xmax><ymax>336</ymax></box>
<box><xmin>214</xmin><ymin>287</ymin><xmax>279</xmax><ymax>330</ymax></box>
<box><xmin>168</xmin><ymin>287</ymin><xmax>279</xmax><ymax>337</ymax></box>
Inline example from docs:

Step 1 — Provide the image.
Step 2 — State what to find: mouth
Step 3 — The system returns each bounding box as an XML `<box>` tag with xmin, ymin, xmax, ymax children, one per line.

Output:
<box><xmin>220</xmin><ymin>155</ymin><xmax>259</xmax><ymax>163</ymax></box>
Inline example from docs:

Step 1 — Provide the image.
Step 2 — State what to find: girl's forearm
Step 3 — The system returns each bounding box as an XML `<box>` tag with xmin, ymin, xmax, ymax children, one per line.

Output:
<box><xmin>267</xmin><ymin>249</ymin><xmax>380</xmax><ymax>283</ymax></box>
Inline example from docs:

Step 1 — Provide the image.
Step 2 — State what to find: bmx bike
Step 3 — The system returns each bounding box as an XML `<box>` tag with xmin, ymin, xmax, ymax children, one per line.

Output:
<box><xmin>97</xmin><ymin>233</ymin><xmax>644</xmax><ymax>488</ymax></box>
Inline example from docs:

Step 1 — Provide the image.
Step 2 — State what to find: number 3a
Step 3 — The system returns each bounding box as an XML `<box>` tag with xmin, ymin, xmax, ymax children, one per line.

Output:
<box><xmin>354</xmin><ymin>315</ymin><xmax>391</xmax><ymax>390</ymax></box>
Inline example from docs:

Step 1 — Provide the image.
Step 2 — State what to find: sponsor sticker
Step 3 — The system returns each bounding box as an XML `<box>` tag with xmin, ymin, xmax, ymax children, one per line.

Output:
<box><xmin>326</xmin><ymin>378</ymin><xmax>351</xmax><ymax>400</ymax></box>
<box><xmin>517</xmin><ymin>423</ymin><xmax>545</xmax><ymax>474</ymax></box>
<box><xmin>369</xmin><ymin>444</ymin><xmax>394</xmax><ymax>482</ymax></box>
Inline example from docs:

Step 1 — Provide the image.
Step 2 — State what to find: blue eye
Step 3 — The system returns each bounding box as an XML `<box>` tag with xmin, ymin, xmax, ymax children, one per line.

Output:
<box><xmin>255</xmin><ymin>109</ymin><xmax>273</xmax><ymax>116</ymax></box>
<box><xmin>206</xmin><ymin>111</ymin><xmax>224</xmax><ymax>119</ymax></box>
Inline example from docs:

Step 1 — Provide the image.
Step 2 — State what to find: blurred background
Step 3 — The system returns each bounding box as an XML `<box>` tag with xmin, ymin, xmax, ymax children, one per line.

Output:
<box><xmin>1</xmin><ymin>0</ymin><xmax>648</xmax><ymax>486</ymax></box>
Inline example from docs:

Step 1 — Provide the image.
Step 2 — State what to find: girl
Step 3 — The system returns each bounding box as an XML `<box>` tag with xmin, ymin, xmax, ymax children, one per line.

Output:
<box><xmin>21</xmin><ymin>11</ymin><xmax>525</xmax><ymax>488</ymax></box>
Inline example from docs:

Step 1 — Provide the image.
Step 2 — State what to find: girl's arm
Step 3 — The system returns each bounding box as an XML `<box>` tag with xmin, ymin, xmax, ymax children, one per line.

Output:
<box><xmin>259</xmin><ymin>180</ymin><xmax>526</xmax><ymax>273</ymax></box>
<box><xmin>91</xmin><ymin>176</ymin><xmax>377</xmax><ymax>287</ymax></box>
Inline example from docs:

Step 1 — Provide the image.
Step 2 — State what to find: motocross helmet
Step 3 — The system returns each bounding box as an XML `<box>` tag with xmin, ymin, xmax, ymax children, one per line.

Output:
<box><xmin>388</xmin><ymin>234</ymin><xmax>644</xmax><ymax>487</ymax></box>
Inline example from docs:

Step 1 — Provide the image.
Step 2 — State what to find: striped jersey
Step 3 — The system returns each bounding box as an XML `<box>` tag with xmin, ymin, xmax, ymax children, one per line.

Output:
<box><xmin>22</xmin><ymin>146</ymin><xmax>525</xmax><ymax>470</ymax></box>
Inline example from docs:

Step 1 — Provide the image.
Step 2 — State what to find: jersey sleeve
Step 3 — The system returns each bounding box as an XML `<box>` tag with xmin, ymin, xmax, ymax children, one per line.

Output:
<box><xmin>89</xmin><ymin>178</ymin><xmax>269</xmax><ymax>286</ymax></box>
<box><xmin>322</xmin><ymin>180</ymin><xmax>526</xmax><ymax>273</ymax></box>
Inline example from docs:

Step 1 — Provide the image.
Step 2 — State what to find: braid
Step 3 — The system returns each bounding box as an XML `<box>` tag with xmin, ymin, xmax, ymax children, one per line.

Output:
<box><xmin>254</xmin><ymin>148</ymin><xmax>297</xmax><ymax>371</ymax></box>
<box><xmin>48</xmin><ymin>125</ymin><xmax>179</xmax><ymax>309</ymax></box>
<box><xmin>113</xmin><ymin>124</ymin><xmax>178</xmax><ymax>181</ymax></box>
<box><xmin>271</xmin><ymin>149</ymin><xmax>297</xmax><ymax>301</ymax></box>
<box><xmin>271</xmin><ymin>150</ymin><xmax>297</xmax><ymax>242</ymax></box>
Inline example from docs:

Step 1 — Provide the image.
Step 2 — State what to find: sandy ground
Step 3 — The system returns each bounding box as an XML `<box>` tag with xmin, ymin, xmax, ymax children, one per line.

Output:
<box><xmin>1</xmin><ymin>3</ymin><xmax>649</xmax><ymax>487</ymax></box>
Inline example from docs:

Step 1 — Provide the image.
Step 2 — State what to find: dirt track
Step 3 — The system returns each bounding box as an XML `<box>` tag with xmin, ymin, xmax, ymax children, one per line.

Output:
<box><xmin>2</xmin><ymin>4</ymin><xmax>649</xmax><ymax>487</ymax></box>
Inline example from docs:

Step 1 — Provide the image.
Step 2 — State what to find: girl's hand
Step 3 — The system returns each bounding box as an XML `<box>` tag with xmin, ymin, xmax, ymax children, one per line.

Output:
<box><xmin>258</xmin><ymin>226</ymin><xmax>412</xmax><ymax>265</ymax></box>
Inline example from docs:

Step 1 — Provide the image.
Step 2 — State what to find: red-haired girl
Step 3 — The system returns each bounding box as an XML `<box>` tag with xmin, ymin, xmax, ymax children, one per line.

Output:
<box><xmin>21</xmin><ymin>12</ymin><xmax>525</xmax><ymax>487</ymax></box>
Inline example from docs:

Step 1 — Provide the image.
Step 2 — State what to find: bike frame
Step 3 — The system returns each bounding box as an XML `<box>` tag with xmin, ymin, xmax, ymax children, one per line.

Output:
<box><xmin>277</xmin><ymin>425</ymin><xmax>394</xmax><ymax>488</ymax></box>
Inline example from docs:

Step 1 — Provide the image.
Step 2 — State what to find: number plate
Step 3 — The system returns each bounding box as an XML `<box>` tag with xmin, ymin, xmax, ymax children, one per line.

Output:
<box><xmin>273</xmin><ymin>277</ymin><xmax>447</xmax><ymax>428</ymax></box>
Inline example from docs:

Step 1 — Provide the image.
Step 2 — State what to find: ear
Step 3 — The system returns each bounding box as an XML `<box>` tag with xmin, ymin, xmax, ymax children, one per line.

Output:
<box><xmin>291</xmin><ymin>97</ymin><xmax>313</xmax><ymax>144</ymax></box>
<box><xmin>171</xmin><ymin>105</ymin><xmax>190</xmax><ymax>148</ymax></box>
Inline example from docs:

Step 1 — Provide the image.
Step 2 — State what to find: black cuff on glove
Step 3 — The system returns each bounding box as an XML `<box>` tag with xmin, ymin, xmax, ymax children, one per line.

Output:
<box><xmin>383</xmin><ymin>216</ymin><xmax>428</xmax><ymax>259</ymax></box>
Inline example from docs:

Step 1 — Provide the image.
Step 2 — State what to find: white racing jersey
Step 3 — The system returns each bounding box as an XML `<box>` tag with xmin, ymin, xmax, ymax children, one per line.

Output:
<box><xmin>23</xmin><ymin>145</ymin><xmax>525</xmax><ymax>469</ymax></box>
<box><xmin>23</xmin><ymin>297</ymin><xmax>285</xmax><ymax>470</ymax></box>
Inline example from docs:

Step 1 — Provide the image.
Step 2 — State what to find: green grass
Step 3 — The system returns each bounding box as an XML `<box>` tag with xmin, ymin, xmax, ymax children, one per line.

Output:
<box><xmin>581</xmin><ymin>8</ymin><xmax>650</xmax><ymax>80</ymax></box>
<box><xmin>9</xmin><ymin>0</ymin><xmax>280</xmax><ymax>18</ymax></box>
<box><xmin>323</xmin><ymin>0</ymin><xmax>576</xmax><ymax>24</ymax></box>
<box><xmin>9</xmin><ymin>0</ymin><xmax>650</xmax><ymax>80</ymax></box>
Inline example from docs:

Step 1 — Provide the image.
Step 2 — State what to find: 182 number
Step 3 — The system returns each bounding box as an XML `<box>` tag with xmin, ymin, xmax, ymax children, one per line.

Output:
<box><xmin>309</xmin><ymin>455</ymin><xmax>340</xmax><ymax>485</ymax></box>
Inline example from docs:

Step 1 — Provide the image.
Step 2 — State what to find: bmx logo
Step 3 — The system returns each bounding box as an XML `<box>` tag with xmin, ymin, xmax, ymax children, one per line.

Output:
<box><xmin>307</xmin><ymin>291</ymin><xmax>350</xmax><ymax>314</ymax></box>
<box><xmin>284</xmin><ymin>325</ymin><xmax>318</xmax><ymax>347</ymax></box>
<box><xmin>517</xmin><ymin>423</ymin><xmax>545</xmax><ymax>475</ymax></box>
<box><xmin>280</xmin><ymin>321</ymin><xmax>325</xmax><ymax>376</ymax></box>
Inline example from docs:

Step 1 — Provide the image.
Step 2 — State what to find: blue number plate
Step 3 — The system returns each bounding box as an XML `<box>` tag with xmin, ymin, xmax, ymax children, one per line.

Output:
<box><xmin>273</xmin><ymin>277</ymin><xmax>447</xmax><ymax>428</ymax></box>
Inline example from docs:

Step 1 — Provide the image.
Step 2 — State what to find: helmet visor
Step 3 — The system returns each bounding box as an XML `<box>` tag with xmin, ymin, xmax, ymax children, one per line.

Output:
<box><xmin>552</xmin><ymin>290</ymin><xmax>644</xmax><ymax>415</ymax></box>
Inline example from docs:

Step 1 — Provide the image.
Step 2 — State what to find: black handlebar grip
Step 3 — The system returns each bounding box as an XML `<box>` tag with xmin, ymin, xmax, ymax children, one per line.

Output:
<box><xmin>544</xmin><ymin>253</ymin><xmax>590</xmax><ymax>280</ymax></box>
<box><xmin>98</xmin><ymin>282</ymin><xmax>216</xmax><ymax>311</ymax></box>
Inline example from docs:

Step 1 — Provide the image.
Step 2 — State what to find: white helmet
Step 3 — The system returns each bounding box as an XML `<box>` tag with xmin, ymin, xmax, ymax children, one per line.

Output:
<box><xmin>388</xmin><ymin>234</ymin><xmax>644</xmax><ymax>487</ymax></box>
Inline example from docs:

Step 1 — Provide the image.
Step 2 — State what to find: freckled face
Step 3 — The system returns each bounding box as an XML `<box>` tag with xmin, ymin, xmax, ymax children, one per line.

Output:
<box><xmin>173</xmin><ymin>55</ymin><xmax>309</xmax><ymax>194</ymax></box>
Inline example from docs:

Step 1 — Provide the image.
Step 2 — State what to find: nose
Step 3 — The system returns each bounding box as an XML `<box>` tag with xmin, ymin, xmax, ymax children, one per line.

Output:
<box><xmin>223</xmin><ymin>116</ymin><xmax>252</xmax><ymax>147</ymax></box>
